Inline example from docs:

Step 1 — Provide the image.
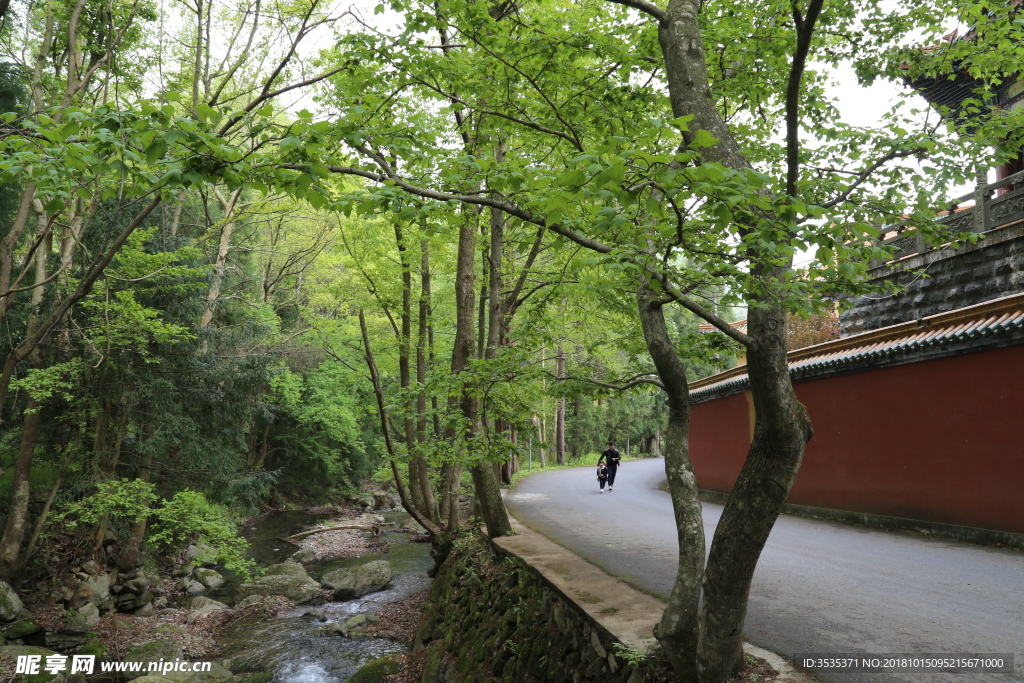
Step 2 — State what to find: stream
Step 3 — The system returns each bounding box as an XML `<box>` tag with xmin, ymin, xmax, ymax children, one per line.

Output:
<box><xmin>210</xmin><ymin>509</ymin><xmax>433</xmax><ymax>682</ymax></box>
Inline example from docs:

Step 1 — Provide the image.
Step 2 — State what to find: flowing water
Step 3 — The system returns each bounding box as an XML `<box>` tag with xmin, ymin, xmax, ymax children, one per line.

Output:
<box><xmin>212</xmin><ymin>509</ymin><xmax>433</xmax><ymax>683</ymax></box>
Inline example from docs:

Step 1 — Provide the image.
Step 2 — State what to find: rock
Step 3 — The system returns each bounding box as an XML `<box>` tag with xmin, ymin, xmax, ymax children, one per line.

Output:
<box><xmin>80</xmin><ymin>560</ymin><xmax>100</xmax><ymax>576</ymax></box>
<box><xmin>400</xmin><ymin>518</ymin><xmax>427</xmax><ymax>534</ymax></box>
<box><xmin>185</xmin><ymin>544</ymin><xmax>215</xmax><ymax>564</ymax></box>
<box><xmin>262</xmin><ymin>562</ymin><xmax>312</xmax><ymax>581</ymax></box>
<box><xmin>235</xmin><ymin>576</ymin><xmax>321</xmax><ymax>605</ymax></box>
<box><xmin>3</xmin><ymin>617</ymin><xmax>41</xmax><ymax>639</ymax></box>
<box><xmin>77</xmin><ymin>571</ymin><xmax>116</xmax><ymax>607</ymax></box>
<box><xmin>44</xmin><ymin>628</ymin><xmax>89</xmax><ymax>652</ymax></box>
<box><xmin>312</xmin><ymin>621</ymin><xmax>349</xmax><ymax>637</ymax></box>
<box><xmin>117</xmin><ymin>590</ymin><xmax>155</xmax><ymax>611</ymax></box>
<box><xmin>191</xmin><ymin>567</ymin><xmax>225</xmax><ymax>590</ymax></box>
<box><xmin>344</xmin><ymin>614</ymin><xmax>368</xmax><ymax>630</ymax></box>
<box><xmin>186</xmin><ymin>597</ymin><xmax>230</xmax><ymax>623</ymax></box>
<box><xmin>320</xmin><ymin>560</ymin><xmax>393</xmax><ymax>600</ymax></box>
<box><xmin>235</xmin><ymin>562</ymin><xmax>322</xmax><ymax>604</ymax></box>
<box><xmin>177</xmin><ymin>579</ymin><xmax>205</xmax><ymax>596</ymax></box>
<box><xmin>76</xmin><ymin>638</ymin><xmax>106</xmax><ymax>659</ymax></box>
<box><xmin>124</xmin><ymin>577</ymin><xmax>150</xmax><ymax>593</ymax></box>
<box><xmin>365</xmin><ymin>614</ymin><xmax>381</xmax><ymax>625</ymax></box>
<box><xmin>78</xmin><ymin>603</ymin><xmax>100</xmax><ymax>625</ymax></box>
<box><xmin>0</xmin><ymin>580</ymin><xmax>24</xmax><ymax>621</ymax></box>
<box><xmin>63</xmin><ymin>611</ymin><xmax>90</xmax><ymax>635</ymax></box>
<box><xmin>125</xmin><ymin>640</ymin><xmax>185</xmax><ymax>679</ymax></box>
<box><xmin>371</xmin><ymin>493</ymin><xmax>389</xmax><ymax>509</ymax></box>
<box><xmin>153</xmin><ymin>597</ymin><xmax>168</xmax><ymax>609</ymax></box>
<box><xmin>301</xmin><ymin>609</ymin><xmax>327</xmax><ymax>622</ymax></box>
<box><xmin>363</xmin><ymin>513</ymin><xmax>385</xmax><ymax>525</ymax></box>
<box><xmin>289</xmin><ymin>547</ymin><xmax>319</xmax><ymax>564</ymax></box>
<box><xmin>132</xmin><ymin>602</ymin><xmax>155</xmax><ymax>617</ymax></box>
<box><xmin>232</xmin><ymin>595</ymin><xmax>265</xmax><ymax>609</ymax></box>
<box><xmin>190</xmin><ymin>662</ymin><xmax>235</xmax><ymax>683</ymax></box>
<box><xmin>0</xmin><ymin>645</ymin><xmax>62</xmax><ymax>682</ymax></box>
<box><xmin>349</xmin><ymin>653</ymin><xmax>404</xmax><ymax>683</ymax></box>
<box><xmin>173</xmin><ymin>564</ymin><xmax>195</xmax><ymax>578</ymax></box>
<box><xmin>233</xmin><ymin>674</ymin><xmax>273</xmax><ymax>683</ymax></box>
<box><xmin>357</xmin><ymin>495</ymin><xmax>375</xmax><ymax>508</ymax></box>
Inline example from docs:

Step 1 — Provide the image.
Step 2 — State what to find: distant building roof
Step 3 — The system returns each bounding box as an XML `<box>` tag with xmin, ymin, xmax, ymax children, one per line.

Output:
<box><xmin>689</xmin><ymin>293</ymin><xmax>1024</xmax><ymax>403</ymax></box>
<box><xmin>697</xmin><ymin>319</ymin><xmax>747</xmax><ymax>334</ymax></box>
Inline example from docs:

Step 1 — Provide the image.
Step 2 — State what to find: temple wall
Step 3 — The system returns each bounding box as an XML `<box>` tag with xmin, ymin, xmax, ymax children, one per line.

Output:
<box><xmin>689</xmin><ymin>343</ymin><xmax>1024</xmax><ymax>538</ymax></box>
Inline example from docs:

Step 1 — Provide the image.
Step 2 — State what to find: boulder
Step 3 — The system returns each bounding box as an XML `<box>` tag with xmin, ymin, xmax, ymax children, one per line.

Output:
<box><xmin>235</xmin><ymin>577</ymin><xmax>321</xmax><ymax>605</ymax></box>
<box><xmin>177</xmin><ymin>579</ymin><xmax>205</xmax><ymax>596</ymax></box>
<box><xmin>184</xmin><ymin>544</ymin><xmax>215</xmax><ymax>564</ymax></box>
<box><xmin>78</xmin><ymin>603</ymin><xmax>100</xmax><ymax>625</ymax></box>
<box><xmin>262</xmin><ymin>562</ymin><xmax>312</xmax><ymax>580</ymax></box>
<box><xmin>371</xmin><ymin>493</ymin><xmax>390</xmax><ymax>509</ymax></box>
<box><xmin>320</xmin><ymin>560</ymin><xmax>393</xmax><ymax>600</ymax></box>
<box><xmin>235</xmin><ymin>563</ymin><xmax>321</xmax><ymax>605</ymax></box>
<box><xmin>349</xmin><ymin>653</ymin><xmax>404</xmax><ymax>683</ymax></box>
<box><xmin>76</xmin><ymin>571</ymin><xmax>116</xmax><ymax>607</ymax></box>
<box><xmin>80</xmin><ymin>560</ymin><xmax>100</xmax><ymax>576</ymax></box>
<box><xmin>301</xmin><ymin>609</ymin><xmax>327</xmax><ymax>622</ymax></box>
<box><xmin>191</xmin><ymin>568</ymin><xmax>225</xmax><ymax>590</ymax></box>
<box><xmin>289</xmin><ymin>547</ymin><xmax>318</xmax><ymax>564</ymax></box>
<box><xmin>232</xmin><ymin>595</ymin><xmax>265</xmax><ymax>609</ymax></box>
<box><xmin>76</xmin><ymin>638</ymin><xmax>106</xmax><ymax>659</ymax></box>
<box><xmin>132</xmin><ymin>602</ymin><xmax>155</xmax><ymax>617</ymax></box>
<box><xmin>186</xmin><ymin>597</ymin><xmax>230</xmax><ymax>623</ymax></box>
<box><xmin>400</xmin><ymin>518</ymin><xmax>427</xmax><ymax>534</ymax></box>
<box><xmin>0</xmin><ymin>580</ymin><xmax>24</xmax><ymax>621</ymax></box>
<box><xmin>3</xmin><ymin>616</ymin><xmax>41</xmax><ymax>639</ymax></box>
<box><xmin>0</xmin><ymin>645</ymin><xmax>66</xmax><ymax>682</ymax></box>
<box><xmin>125</xmin><ymin>640</ymin><xmax>184</xmax><ymax>679</ymax></box>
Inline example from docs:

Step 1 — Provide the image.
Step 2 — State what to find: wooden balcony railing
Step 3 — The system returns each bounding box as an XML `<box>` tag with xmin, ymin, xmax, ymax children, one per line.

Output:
<box><xmin>868</xmin><ymin>168</ymin><xmax>1024</xmax><ymax>269</ymax></box>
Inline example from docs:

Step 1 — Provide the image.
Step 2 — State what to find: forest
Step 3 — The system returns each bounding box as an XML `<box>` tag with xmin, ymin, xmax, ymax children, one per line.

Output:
<box><xmin>0</xmin><ymin>0</ymin><xmax>1021</xmax><ymax>679</ymax></box>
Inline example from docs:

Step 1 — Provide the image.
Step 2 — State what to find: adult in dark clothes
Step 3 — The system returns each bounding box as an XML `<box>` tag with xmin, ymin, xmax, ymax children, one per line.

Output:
<box><xmin>598</xmin><ymin>442</ymin><xmax>621</xmax><ymax>490</ymax></box>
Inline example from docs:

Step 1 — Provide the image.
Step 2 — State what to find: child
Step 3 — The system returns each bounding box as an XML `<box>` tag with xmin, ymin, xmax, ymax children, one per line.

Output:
<box><xmin>596</xmin><ymin>462</ymin><xmax>609</xmax><ymax>493</ymax></box>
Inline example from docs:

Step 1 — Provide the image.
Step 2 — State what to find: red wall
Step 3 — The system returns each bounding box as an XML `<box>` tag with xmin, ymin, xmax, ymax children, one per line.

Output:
<box><xmin>689</xmin><ymin>344</ymin><xmax>1024</xmax><ymax>535</ymax></box>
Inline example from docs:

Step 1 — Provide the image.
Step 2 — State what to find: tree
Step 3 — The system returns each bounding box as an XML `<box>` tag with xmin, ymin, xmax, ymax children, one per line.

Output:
<box><xmin>300</xmin><ymin>0</ymin><xmax>1005</xmax><ymax>679</ymax></box>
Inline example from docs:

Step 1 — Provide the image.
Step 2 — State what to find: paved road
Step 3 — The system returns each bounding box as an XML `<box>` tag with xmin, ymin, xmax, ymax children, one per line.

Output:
<box><xmin>504</xmin><ymin>457</ymin><xmax>1024</xmax><ymax>683</ymax></box>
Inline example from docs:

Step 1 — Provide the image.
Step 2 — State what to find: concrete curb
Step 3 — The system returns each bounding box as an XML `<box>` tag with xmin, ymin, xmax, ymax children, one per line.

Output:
<box><xmin>495</xmin><ymin>512</ymin><xmax>816</xmax><ymax>682</ymax></box>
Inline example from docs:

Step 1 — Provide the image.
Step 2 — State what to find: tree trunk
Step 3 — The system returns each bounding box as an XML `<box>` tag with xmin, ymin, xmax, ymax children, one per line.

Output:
<box><xmin>637</xmin><ymin>282</ymin><xmax>704</xmax><ymax>683</ymax></box>
<box><xmin>0</xmin><ymin>397</ymin><xmax>42</xmax><ymax>581</ymax></box>
<box><xmin>697</xmin><ymin>303</ymin><xmax>812</xmax><ymax>682</ymax></box>
<box><xmin>450</xmin><ymin>214</ymin><xmax>511</xmax><ymax>538</ymax></box>
<box><xmin>653</xmin><ymin>1</ymin><xmax>816</xmax><ymax>678</ymax></box>
<box><xmin>416</xmin><ymin>239</ymin><xmax>440</xmax><ymax>523</ymax></box>
<box><xmin>555</xmin><ymin>349</ymin><xmax>566</xmax><ymax>465</ymax></box>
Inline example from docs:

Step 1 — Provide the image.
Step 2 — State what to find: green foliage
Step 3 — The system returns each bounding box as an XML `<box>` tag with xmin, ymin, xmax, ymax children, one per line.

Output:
<box><xmin>148</xmin><ymin>490</ymin><xmax>256</xmax><ymax>577</ymax></box>
<box><xmin>60</xmin><ymin>480</ymin><xmax>157</xmax><ymax>527</ymax></box>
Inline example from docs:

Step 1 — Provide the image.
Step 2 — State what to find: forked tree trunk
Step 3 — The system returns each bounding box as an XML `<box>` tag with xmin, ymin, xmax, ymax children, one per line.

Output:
<box><xmin>651</xmin><ymin>0</ymin><xmax>816</xmax><ymax>679</ymax></box>
<box><xmin>697</xmin><ymin>302</ymin><xmax>812</xmax><ymax>681</ymax></box>
<box><xmin>637</xmin><ymin>282</ymin><xmax>704</xmax><ymax>683</ymax></box>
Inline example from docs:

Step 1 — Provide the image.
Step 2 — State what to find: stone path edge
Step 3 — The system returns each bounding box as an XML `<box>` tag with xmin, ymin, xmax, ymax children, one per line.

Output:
<box><xmin>493</xmin><ymin>514</ymin><xmax>817</xmax><ymax>682</ymax></box>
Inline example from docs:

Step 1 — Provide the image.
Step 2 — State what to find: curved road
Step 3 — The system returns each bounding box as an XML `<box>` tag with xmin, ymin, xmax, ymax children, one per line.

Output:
<box><xmin>504</xmin><ymin>458</ymin><xmax>1024</xmax><ymax>683</ymax></box>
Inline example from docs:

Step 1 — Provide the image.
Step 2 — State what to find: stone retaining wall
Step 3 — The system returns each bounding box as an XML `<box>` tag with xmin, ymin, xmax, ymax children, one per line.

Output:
<box><xmin>412</xmin><ymin>535</ymin><xmax>639</xmax><ymax>683</ymax></box>
<box><xmin>841</xmin><ymin>226</ymin><xmax>1024</xmax><ymax>335</ymax></box>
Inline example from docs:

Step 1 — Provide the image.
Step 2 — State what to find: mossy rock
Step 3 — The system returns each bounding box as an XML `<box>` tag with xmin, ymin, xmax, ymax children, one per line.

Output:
<box><xmin>76</xmin><ymin>639</ymin><xmax>106</xmax><ymax>659</ymax></box>
<box><xmin>232</xmin><ymin>674</ymin><xmax>273</xmax><ymax>683</ymax></box>
<box><xmin>0</xmin><ymin>645</ymin><xmax>61</xmax><ymax>682</ymax></box>
<box><xmin>3</xmin><ymin>617</ymin><xmax>41</xmax><ymax>639</ymax></box>
<box><xmin>348</xmin><ymin>653</ymin><xmax>403</xmax><ymax>683</ymax></box>
<box><xmin>124</xmin><ymin>639</ymin><xmax>185</xmax><ymax>680</ymax></box>
<box><xmin>0</xmin><ymin>580</ymin><xmax>24</xmax><ymax>622</ymax></box>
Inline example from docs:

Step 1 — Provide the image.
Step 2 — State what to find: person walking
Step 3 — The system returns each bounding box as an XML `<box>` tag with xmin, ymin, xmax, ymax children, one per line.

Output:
<box><xmin>596</xmin><ymin>462</ymin><xmax>609</xmax><ymax>493</ymax></box>
<box><xmin>598</xmin><ymin>442</ymin><xmax>622</xmax><ymax>491</ymax></box>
